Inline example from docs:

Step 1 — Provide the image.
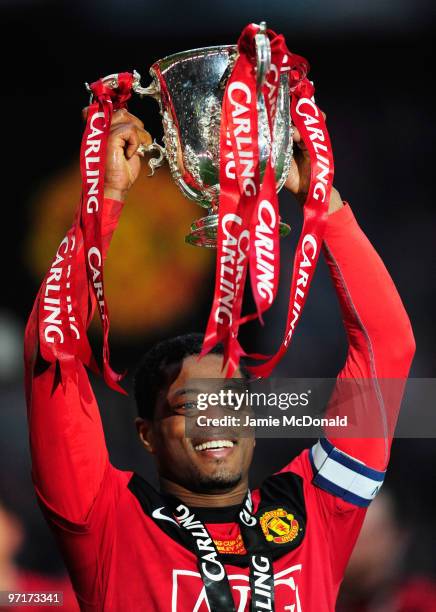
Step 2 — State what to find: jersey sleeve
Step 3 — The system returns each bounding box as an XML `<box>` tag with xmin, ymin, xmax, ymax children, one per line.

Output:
<box><xmin>278</xmin><ymin>449</ymin><xmax>368</xmax><ymax>586</ymax></box>
<box><xmin>24</xmin><ymin>198</ymin><xmax>124</xmax><ymax>524</ymax></box>
<box><xmin>307</xmin><ymin>204</ymin><xmax>414</xmax><ymax>508</ymax></box>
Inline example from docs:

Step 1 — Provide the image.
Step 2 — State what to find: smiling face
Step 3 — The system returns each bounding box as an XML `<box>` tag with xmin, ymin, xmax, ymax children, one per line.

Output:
<box><xmin>137</xmin><ymin>354</ymin><xmax>255</xmax><ymax>494</ymax></box>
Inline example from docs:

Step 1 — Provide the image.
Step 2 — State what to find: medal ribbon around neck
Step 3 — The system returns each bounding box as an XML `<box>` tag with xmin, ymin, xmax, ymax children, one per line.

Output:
<box><xmin>164</xmin><ymin>491</ymin><xmax>275</xmax><ymax>612</ymax></box>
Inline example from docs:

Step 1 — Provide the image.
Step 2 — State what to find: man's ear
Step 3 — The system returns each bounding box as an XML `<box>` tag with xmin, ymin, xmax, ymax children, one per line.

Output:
<box><xmin>135</xmin><ymin>417</ymin><xmax>155</xmax><ymax>454</ymax></box>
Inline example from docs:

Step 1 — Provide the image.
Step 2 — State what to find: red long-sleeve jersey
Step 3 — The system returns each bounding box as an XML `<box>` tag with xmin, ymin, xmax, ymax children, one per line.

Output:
<box><xmin>24</xmin><ymin>201</ymin><xmax>415</xmax><ymax>611</ymax></box>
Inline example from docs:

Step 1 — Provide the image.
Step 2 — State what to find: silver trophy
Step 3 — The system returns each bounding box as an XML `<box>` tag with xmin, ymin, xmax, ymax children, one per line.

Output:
<box><xmin>97</xmin><ymin>23</ymin><xmax>293</xmax><ymax>247</ymax></box>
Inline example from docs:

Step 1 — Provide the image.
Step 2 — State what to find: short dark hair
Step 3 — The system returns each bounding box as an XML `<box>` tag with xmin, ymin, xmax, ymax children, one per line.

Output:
<box><xmin>134</xmin><ymin>332</ymin><xmax>246</xmax><ymax>420</ymax></box>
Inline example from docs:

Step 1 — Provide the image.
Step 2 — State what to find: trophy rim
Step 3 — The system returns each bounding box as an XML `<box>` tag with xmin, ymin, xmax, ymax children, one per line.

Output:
<box><xmin>151</xmin><ymin>45</ymin><xmax>237</xmax><ymax>71</ymax></box>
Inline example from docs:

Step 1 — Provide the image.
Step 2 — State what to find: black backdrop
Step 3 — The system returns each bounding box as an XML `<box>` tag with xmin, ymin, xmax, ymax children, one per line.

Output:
<box><xmin>0</xmin><ymin>0</ymin><xmax>434</xmax><ymax>583</ymax></box>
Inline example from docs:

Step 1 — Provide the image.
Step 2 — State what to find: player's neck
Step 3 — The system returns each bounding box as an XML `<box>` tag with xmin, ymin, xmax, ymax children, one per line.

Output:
<box><xmin>159</xmin><ymin>476</ymin><xmax>248</xmax><ymax>508</ymax></box>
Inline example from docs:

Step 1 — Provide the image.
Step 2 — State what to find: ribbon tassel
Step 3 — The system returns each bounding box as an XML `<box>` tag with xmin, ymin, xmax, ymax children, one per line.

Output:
<box><xmin>202</xmin><ymin>25</ymin><xmax>334</xmax><ymax>378</ymax></box>
<box><xmin>31</xmin><ymin>72</ymin><xmax>135</xmax><ymax>394</ymax></box>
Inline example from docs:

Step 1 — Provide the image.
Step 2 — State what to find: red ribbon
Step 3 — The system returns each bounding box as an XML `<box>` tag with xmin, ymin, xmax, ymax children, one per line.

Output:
<box><xmin>246</xmin><ymin>31</ymin><xmax>289</xmax><ymax>325</ymax></box>
<box><xmin>36</xmin><ymin>213</ymin><xmax>93</xmax><ymax>385</ymax></box>
<box><xmin>202</xmin><ymin>24</ymin><xmax>334</xmax><ymax>378</ymax></box>
<box><xmin>30</xmin><ymin>72</ymin><xmax>135</xmax><ymax>392</ymax></box>
<box><xmin>79</xmin><ymin>72</ymin><xmax>133</xmax><ymax>392</ymax></box>
<box><xmin>201</xmin><ymin>25</ymin><xmax>260</xmax><ymax>375</ymax></box>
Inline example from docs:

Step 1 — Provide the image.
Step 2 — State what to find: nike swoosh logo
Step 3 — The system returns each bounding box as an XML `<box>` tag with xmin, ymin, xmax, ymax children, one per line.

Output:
<box><xmin>151</xmin><ymin>507</ymin><xmax>180</xmax><ymax>527</ymax></box>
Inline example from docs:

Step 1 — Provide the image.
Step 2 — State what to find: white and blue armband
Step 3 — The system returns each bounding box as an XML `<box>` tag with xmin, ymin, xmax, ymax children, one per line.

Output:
<box><xmin>310</xmin><ymin>438</ymin><xmax>386</xmax><ymax>508</ymax></box>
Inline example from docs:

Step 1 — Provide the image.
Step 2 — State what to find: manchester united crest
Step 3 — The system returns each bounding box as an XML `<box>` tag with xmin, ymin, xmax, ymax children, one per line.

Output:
<box><xmin>260</xmin><ymin>508</ymin><xmax>301</xmax><ymax>545</ymax></box>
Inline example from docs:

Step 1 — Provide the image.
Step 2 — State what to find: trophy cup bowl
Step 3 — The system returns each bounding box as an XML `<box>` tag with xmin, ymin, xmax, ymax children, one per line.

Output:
<box><xmin>134</xmin><ymin>27</ymin><xmax>293</xmax><ymax>247</ymax></box>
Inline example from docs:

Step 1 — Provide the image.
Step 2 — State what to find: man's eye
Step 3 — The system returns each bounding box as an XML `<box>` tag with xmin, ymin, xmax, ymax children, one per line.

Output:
<box><xmin>184</xmin><ymin>402</ymin><xmax>198</xmax><ymax>411</ymax></box>
<box><xmin>174</xmin><ymin>402</ymin><xmax>198</xmax><ymax>415</ymax></box>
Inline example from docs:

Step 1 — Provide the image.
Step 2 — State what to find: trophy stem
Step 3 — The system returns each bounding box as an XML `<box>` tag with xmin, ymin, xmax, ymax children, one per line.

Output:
<box><xmin>186</xmin><ymin>214</ymin><xmax>291</xmax><ymax>248</ymax></box>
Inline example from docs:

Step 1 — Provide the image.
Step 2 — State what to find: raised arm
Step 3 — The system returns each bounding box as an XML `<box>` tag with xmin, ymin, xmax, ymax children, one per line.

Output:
<box><xmin>285</xmin><ymin>120</ymin><xmax>415</xmax><ymax>508</ymax></box>
<box><xmin>303</xmin><ymin>189</ymin><xmax>415</xmax><ymax>517</ymax></box>
<box><xmin>320</xmin><ymin>192</ymin><xmax>415</xmax><ymax>467</ymax></box>
<box><xmin>24</xmin><ymin>109</ymin><xmax>151</xmax><ymax>523</ymax></box>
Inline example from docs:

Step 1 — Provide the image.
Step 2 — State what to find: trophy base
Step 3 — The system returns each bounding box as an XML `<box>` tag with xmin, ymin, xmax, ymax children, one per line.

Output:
<box><xmin>185</xmin><ymin>214</ymin><xmax>291</xmax><ymax>248</ymax></box>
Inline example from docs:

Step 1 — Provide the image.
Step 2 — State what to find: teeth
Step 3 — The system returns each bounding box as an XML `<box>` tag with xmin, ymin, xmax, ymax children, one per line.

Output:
<box><xmin>194</xmin><ymin>440</ymin><xmax>234</xmax><ymax>451</ymax></box>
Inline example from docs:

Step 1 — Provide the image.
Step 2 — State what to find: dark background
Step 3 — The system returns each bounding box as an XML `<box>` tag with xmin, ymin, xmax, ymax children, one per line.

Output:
<box><xmin>0</xmin><ymin>0</ymin><xmax>435</xmax><ymax>600</ymax></box>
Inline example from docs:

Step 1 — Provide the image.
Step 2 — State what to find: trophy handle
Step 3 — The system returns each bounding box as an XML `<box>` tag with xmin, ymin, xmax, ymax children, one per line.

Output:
<box><xmin>132</xmin><ymin>69</ymin><xmax>160</xmax><ymax>98</ymax></box>
<box><xmin>85</xmin><ymin>70</ymin><xmax>160</xmax><ymax>101</ymax></box>
<box><xmin>255</xmin><ymin>21</ymin><xmax>271</xmax><ymax>93</ymax></box>
<box><xmin>218</xmin><ymin>23</ymin><xmax>271</xmax><ymax>94</ymax></box>
<box><xmin>84</xmin><ymin>71</ymin><xmax>166</xmax><ymax>175</ymax></box>
<box><xmin>131</xmin><ymin>71</ymin><xmax>167</xmax><ymax>175</ymax></box>
<box><xmin>85</xmin><ymin>73</ymin><xmax>126</xmax><ymax>104</ymax></box>
<box><xmin>140</xmin><ymin>140</ymin><xmax>167</xmax><ymax>176</ymax></box>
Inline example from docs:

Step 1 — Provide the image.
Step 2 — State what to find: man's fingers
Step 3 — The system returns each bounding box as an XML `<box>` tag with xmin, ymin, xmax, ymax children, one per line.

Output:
<box><xmin>108</xmin><ymin>124</ymin><xmax>152</xmax><ymax>159</ymax></box>
<box><xmin>108</xmin><ymin>124</ymin><xmax>139</xmax><ymax>159</ymax></box>
<box><xmin>293</xmin><ymin>126</ymin><xmax>301</xmax><ymax>143</ymax></box>
<box><xmin>111</xmin><ymin>108</ymin><xmax>144</xmax><ymax>130</ymax></box>
<box><xmin>125</xmin><ymin>131</ymin><xmax>141</xmax><ymax>159</ymax></box>
<box><xmin>292</xmin><ymin>126</ymin><xmax>307</xmax><ymax>152</ymax></box>
<box><xmin>135</xmin><ymin>129</ymin><xmax>153</xmax><ymax>157</ymax></box>
<box><xmin>81</xmin><ymin>106</ymin><xmax>145</xmax><ymax>131</ymax></box>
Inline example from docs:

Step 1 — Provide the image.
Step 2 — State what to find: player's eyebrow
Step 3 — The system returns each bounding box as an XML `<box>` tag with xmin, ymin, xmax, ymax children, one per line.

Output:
<box><xmin>223</xmin><ymin>380</ymin><xmax>246</xmax><ymax>389</ymax></box>
<box><xmin>172</xmin><ymin>384</ymin><xmax>246</xmax><ymax>399</ymax></box>
<box><xmin>169</xmin><ymin>387</ymin><xmax>200</xmax><ymax>400</ymax></box>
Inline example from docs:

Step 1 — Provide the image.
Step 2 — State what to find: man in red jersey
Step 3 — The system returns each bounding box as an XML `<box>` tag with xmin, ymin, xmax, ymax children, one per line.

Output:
<box><xmin>24</xmin><ymin>107</ymin><xmax>415</xmax><ymax>611</ymax></box>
